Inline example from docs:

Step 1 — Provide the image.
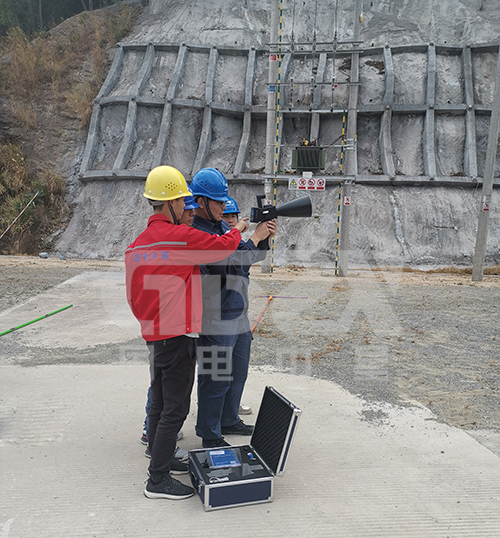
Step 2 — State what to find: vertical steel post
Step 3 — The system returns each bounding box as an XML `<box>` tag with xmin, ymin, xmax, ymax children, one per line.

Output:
<box><xmin>472</xmin><ymin>45</ymin><xmax>500</xmax><ymax>281</ymax></box>
<box><xmin>262</xmin><ymin>0</ymin><xmax>280</xmax><ymax>273</ymax></box>
<box><xmin>265</xmin><ymin>1</ymin><xmax>279</xmax><ymax>177</ymax></box>
<box><xmin>338</xmin><ymin>0</ymin><xmax>362</xmax><ymax>277</ymax></box>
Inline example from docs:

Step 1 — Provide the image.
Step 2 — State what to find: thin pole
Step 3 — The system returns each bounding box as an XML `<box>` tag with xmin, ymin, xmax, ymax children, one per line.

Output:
<box><xmin>335</xmin><ymin>112</ymin><xmax>346</xmax><ymax>276</ymax></box>
<box><xmin>0</xmin><ymin>191</ymin><xmax>40</xmax><ymax>242</ymax></box>
<box><xmin>270</xmin><ymin>0</ymin><xmax>284</xmax><ymax>274</ymax></box>
<box><xmin>472</xmin><ymin>46</ymin><xmax>500</xmax><ymax>281</ymax></box>
<box><xmin>0</xmin><ymin>305</ymin><xmax>73</xmax><ymax>337</ymax></box>
<box><xmin>251</xmin><ymin>296</ymin><xmax>273</xmax><ymax>333</ymax></box>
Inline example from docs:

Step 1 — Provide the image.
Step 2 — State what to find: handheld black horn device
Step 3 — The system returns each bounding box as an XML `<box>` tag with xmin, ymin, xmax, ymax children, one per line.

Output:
<box><xmin>250</xmin><ymin>193</ymin><xmax>313</xmax><ymax>223</ymax></box>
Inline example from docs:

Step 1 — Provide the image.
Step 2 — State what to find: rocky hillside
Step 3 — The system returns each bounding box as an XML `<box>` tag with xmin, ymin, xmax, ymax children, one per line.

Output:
<box><xmin>2</xmin><ymin>0</ymin><xmax>500</xmax><ymax>268</ymax></box>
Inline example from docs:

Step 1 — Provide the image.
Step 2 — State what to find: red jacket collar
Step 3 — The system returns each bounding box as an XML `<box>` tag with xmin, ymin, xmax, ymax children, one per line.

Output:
<box><xmin>147</xmin><ymin>213</ymin><xmax>174</xmax><ymax>226</ymax></box>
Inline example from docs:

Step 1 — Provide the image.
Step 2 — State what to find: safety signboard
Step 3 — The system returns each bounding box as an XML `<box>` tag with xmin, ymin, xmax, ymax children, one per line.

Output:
<box><xmin>315</xmin><ymin>178</ymin><xmax>325</xmax><ymax>190</ymax></box>
<box><xmin>290</xmin><ymin>171</ymin><xmax>326</xmax><ymax>191</ymax></box>
<box><xmin>344</xmin><ymin>196</ymin><xmax>351</xmax><ymax>205</ymax></box>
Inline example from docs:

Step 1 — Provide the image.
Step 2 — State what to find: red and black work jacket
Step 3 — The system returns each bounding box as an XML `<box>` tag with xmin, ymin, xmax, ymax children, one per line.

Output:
<box><xmin>125</xmin><ymin>213</ymin><xmax>241</xmax><ymax>341</ymax></box>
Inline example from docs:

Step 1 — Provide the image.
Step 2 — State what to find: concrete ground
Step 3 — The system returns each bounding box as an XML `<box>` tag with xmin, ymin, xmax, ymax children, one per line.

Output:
<box><xmin>1</xmin><ymin>269</ymin><xmax>500</xmax><ymax>537</ymax></box>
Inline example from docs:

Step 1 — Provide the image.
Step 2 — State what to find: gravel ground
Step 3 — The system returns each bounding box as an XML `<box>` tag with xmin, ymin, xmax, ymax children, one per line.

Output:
<box><xmin>249</xmin><ymin>266</ymin><xmax>500</xmax><ymax>434</ymax></box>
<box><xmin>1</xmin><ymin>256</ymin><xmax>499</xmax><ymax>434</ymax></box>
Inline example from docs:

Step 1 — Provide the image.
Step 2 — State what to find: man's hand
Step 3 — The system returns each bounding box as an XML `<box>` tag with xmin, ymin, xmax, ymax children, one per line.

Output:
<box><xmin>234</xmin><ymin>218</ymin><xmax>249</xmax><ymax>234</ymax></box>
<box><xmin>265</xmin><ymin>219</ymin><xmax>277</xmax><ymax>239</ymax></box>
<box><xmin>249</xmin><ymin>220</ymin><xmax>273</xmax><ymax>245</ymax></box>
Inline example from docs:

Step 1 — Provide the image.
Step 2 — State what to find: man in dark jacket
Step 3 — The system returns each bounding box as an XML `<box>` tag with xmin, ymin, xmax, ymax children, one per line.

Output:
<box><xmin>190</xmin><ymin>168</ymin><xmax>276</xmax><ymax>448</ymax></box>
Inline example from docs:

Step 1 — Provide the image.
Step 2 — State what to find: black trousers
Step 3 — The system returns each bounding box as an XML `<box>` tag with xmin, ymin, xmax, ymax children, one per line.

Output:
<box><xmin>147</xmin><ymin>335</ymin><xmax>196</xmax><ymax>482</ymax></box>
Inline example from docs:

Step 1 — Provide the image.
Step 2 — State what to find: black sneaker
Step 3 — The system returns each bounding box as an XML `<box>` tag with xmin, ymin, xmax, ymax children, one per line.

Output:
<box><xmin>221</xmin><ymin>420</ymin><xmax>254</xmax><ymax>436</ymax></box>
<box><xmin>144</xmin><ymin>475</ymin><xmax>194</xmax><ymax>500</ymax></box>
<box><xmin>170</xmin><ymin>459</ymin><xmax>188</xmax><ymax>475</ymax></box>
<box><xmin>202</xmin><ymin>437</ymin><xmax>231</xmax><ymax>449</ymax></box>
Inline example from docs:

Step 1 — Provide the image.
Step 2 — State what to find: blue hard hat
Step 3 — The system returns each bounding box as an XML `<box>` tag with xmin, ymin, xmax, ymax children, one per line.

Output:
<box><xmin>223</xmin><ymin>197</ymin><xmax>240</xmax><ymax>215</ymax></box>
<box><xmin>184</xmin><ymin>186</ymin><xmax>199</xmax><ymax>210</ymax></box>
<box><xmin>190</xmin><ymin>168</ymin><xmax>229</xmax><ymax>202</ymax></box>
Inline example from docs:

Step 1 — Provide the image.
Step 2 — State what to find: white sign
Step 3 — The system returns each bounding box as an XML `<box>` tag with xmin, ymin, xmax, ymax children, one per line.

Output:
<box><xmin>291</xmin><ymin>172</ymin><xmax>326</xmax><ymax>191</ymax></box>
<box><xmin>344</xmin><ymin>196</ymin><xmax>351</xmax><ymax>205</ymax></box>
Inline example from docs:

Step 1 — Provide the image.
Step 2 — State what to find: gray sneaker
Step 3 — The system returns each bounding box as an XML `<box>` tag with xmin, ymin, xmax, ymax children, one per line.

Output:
<box><xmin>145</xmin><ymin>446</ymin><xmax>188</xmax><ymax>462</ymax></box>
<box><xmin>144</xmin><ymin>475</ymin><xmax>194</xmax><ymax>500</ymax></box>
<box><xmin>174</xmin><ymin>446</ymin><xmax>189</xmax><ymax>462</ymax></box>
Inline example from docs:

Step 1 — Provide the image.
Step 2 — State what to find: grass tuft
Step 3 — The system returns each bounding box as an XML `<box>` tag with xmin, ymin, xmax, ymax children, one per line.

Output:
<box><xmin>0</xmin><ymin>143</ymin><xmax>69</xmax><ymax>254</ymax></box>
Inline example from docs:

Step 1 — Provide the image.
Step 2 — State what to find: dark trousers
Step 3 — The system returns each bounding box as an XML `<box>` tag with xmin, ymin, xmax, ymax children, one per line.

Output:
<box><xmin>195</xmin><ymin>317</ymin><xmax>252</xmax><ymax>441</ymax></box>
<box><xmin>147</xmin><ymin>336</ymin><xmax>196</xmax><ymax>483</ymax></box>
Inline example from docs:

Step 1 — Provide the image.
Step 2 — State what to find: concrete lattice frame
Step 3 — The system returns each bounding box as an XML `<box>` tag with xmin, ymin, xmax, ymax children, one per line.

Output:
<box><xmin>79</xmin><ymin>40</ymin><xmax>500</xmax><ymax>190</ymax></box>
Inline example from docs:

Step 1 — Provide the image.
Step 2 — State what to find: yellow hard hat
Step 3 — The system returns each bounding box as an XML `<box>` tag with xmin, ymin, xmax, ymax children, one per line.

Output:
<box><xmin>143</xmin><ymin>166</ymin><xmax>190</xmax><ymax>201</ymax></box>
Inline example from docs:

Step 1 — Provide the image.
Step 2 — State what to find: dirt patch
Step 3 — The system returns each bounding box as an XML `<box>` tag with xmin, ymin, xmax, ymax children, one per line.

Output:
<box><xmin>0</xmin><ymin>255</ymin><xmax>123</xmax><ymax>311</ymax></box>
<box><xmin>1</xmin><ymin>256</ymin><xmax>499</xmax><ymax>435</ymax></box>
<box><xmin>248</xmin><ymin>266</ymin><xmax>500</xmax><ymax>433</ymax></box>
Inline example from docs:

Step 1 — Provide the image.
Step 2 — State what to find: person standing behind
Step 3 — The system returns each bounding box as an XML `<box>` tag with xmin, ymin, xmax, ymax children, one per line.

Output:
<box><xmin>125</xmin><ymin>165</ymin><xmax>248</xmax><ymax>500</ymax></box>
<box><xmin>222</xmin><ymin>196</ymin><xmax>254</xmax><ymax>417</ymax></box>
<box><xmin>221</xmin><ymin>196</ymin><xmax>240</xmax><ymax>228</ymax></box>
<box><xmin>190</xmin><ymin>168</ymin><xmax>276</xmax><ymax>448</ymax></box>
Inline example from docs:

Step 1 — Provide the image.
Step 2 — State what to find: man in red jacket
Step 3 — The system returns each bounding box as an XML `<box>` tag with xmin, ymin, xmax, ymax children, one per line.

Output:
<box><xmin>125</xmin><ymin>165</ymin><xmax>247</xmax><ymax>500</ymax></box>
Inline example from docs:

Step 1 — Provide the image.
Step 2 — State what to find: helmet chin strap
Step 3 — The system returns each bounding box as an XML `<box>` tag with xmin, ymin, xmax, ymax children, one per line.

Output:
<box><xmin>203</xmin><ymin>196</ymin><xmax>219</xmax><ymax>223</ymax></box>
<box><xmin>167</xmin><ymin>200</ymin><xmax>179</xmax><ymax>225</ymax></box>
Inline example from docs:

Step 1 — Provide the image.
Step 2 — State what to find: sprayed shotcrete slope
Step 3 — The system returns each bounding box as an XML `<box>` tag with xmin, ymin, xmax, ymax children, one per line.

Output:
<box><xmin>57</xmin><ymin>0</ymin><xmax>500</xmax><ymax>267</ymax></box>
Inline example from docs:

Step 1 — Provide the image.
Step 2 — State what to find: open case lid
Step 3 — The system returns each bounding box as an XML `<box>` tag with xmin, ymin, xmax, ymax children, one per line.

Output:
<box><xmin>250</xmin><ymin>386</ymin><xmax>302</xmax><ymax>477</ymax></box>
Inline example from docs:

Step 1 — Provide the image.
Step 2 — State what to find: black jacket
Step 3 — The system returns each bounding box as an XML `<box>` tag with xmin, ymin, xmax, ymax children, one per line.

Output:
<box><xmin>192</xmin><ymin>216</ymin><xmax>268</xmax><ymax>321</ymax></box>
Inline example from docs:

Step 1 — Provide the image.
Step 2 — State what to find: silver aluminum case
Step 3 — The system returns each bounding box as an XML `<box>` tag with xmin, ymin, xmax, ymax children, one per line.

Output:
<box><xmin>188</xmin><ymin>386</ymin><xmax>301</xmax><ymax>511</ymax></box>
